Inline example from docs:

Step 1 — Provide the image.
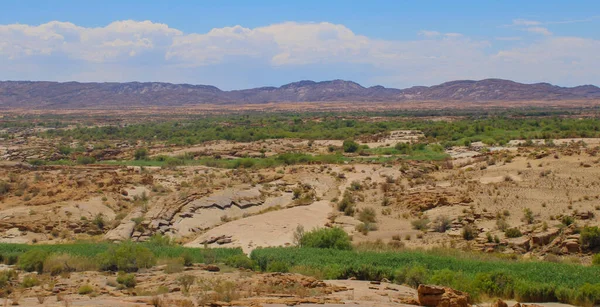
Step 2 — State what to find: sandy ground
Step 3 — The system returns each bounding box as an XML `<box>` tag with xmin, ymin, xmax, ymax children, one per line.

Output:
<box><xmin>185</xmin><ymin>200</ymin><xmax>333</xmax><ymax>253</ymax></box>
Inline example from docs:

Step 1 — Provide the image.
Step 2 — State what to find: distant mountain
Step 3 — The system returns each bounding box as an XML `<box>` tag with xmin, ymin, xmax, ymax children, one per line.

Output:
<box><xmin>0</xmin><ymin>79</ymin><xmax>598</xmax><ymax>109</ymax></box>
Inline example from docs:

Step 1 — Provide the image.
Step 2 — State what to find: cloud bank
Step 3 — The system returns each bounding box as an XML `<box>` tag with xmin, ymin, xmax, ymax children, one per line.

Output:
<box><xmin>0</xmin><ymin>20</ymin><xmax>598</xmax><ymax>88</ymax></box>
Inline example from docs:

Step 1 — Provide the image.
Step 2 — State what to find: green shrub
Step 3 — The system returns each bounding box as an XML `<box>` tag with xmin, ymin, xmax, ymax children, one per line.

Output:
<box><xmin>395</xmin><ymin>265</ymin><xmax>428</xmax><ymax>288</ymax></box>
<box><xmin>592</xmin><ymin>254</ymin><xmax>600</xmax><ymax>265</ymax></box>
<box><xmin>98</xmin><ymin>241</ymin><xmax>156</xmax><ymax>272</ymax></box>
<box><xmin>76</xmin><ymin>156</ymin><xmax>96</xmax><ymax>165</ymax></box>
<box><xmin>78</xmin><ymin>284</ymin><xmax>94</xmax><ymax>295</ymax></box>
<box><xmin>299</xmin><ymin>227</ymin><xmax>352</xmax><ymax>250</ymax></box>
<box><xmin>505</xmin><ymin>228</ymin><xmax>523</xmax><ymax>238</ymax></box>
<box><xmin>343</xmin><ymin>140</ymin><xmax>359</xmax><ymax>153</ymax></box>
<box><xmin>337</xmin><ymin>192</ymin><xmax>355</xmax><ymax>216</ymax></box>
<box><xmin>561</xmin><ymin>215</ymin><xmax>575</xmax><ymax>226</ymax></box>
<box><xmin>116</xmin><ymin>272</ymin><xmax>137</xmax><ymax>288</ymax></box>
<box><xmin>134</xmin><ymin>148</ymin><xmax>149</xmax><ymax>160</ymax></box>
<box><xmin>523</xmin><ymin>208</ymin><xmax>535</xmax><ymax>224</ymax></box>
<box><xmin>147</xmin><ymin>234</ymin><xmax>174</xmax><ymax>247</ymax></box>
<box><xmin>513</xmin><ymin>281</ymin><xmax>557</xmax><ymax>303</ymax></box>
<box><xmin>474</xmin><ymin>271</ymin><xmax>514</xmax><ymax>298</ymax></box>
<box><xmin>581</xmin><ymin>226</ymin><xmax>600</xmax><ymax>250</ymax></box>
<box><xmin>266</xmin><ymin>261</ymin><xmax>289</xmax><ymax>273</ymax></box>
<box><xmin>394</xmin><ymin>142</ymin><xmax>413</xmax><ymax>154</ymax></box>
<box><xmin>429</xmin><ymin>269</ymin><xmax>473</xmax><ymax>295</ymax></box>
<box><xmin>574</xmin><ymin>283</ymin><xmax>600</xmax><ymax>306</ymax></box>
<box><xmin>225</xmin><ymin>255</ymin><xmax>256</xmax><ymax>270</ymax></box>
<box><xmin>181</xmin><ymin>251</ymin><xmax>193</xmax><ymax>267</ymax></box>
<box><xmin>19</xmin><ymin>249</ymin><xmax>49</xmax><ymax>273</ymax></box>
<box><xmin>21</xmin><ymin>275</ymin><xmax>40</xmax><ymax>288</ymax></box>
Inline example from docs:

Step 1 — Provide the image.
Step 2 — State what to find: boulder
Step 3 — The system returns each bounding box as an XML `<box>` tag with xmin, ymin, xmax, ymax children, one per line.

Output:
<box><xmin>492</xmin><ymin>299</ymin><xmax>508</xmax><ymax>307</ymax></box>
<box><xmin>507</xmin><ymin>237</ymin><xmax>530</xmax><ymax>251</ymax></box>
<box><xmin>561</xmin><ymin>239</ymin><xmax>580</xmax><ymax>253</ymax></box>
<box><xmin>417</xmin><ymin>285</ymin><xmax>470</xmax><ymax>307</ymax></box>
<box><xmin>531</xmin><ymin>228</ymin><xmax>559</xmax><ymax>247</ymax></box>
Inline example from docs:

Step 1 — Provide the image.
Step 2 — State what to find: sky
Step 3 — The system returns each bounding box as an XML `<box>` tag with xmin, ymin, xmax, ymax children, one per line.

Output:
<box><xmin>0</xmin><ymin>0</ymin><xmax>599</xmax><ymax>90</ymax></box>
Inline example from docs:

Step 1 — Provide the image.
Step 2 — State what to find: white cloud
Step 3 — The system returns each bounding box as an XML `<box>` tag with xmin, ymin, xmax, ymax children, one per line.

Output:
<box><xmin>512</xmin><ymin>19</ymin><xmax>542</xmax><ymax>26</ymax></box>
<box><xmin>418</xmin><ymin>30</ymin><xmax>441</xmax><ymax>37</ymax></box>
<box><xmin>0</xmin><ymin>20</ymin><xmax>598</xmax><ymax>88</ymax></box>
<box><xmin>526</xmin><ymin>26</ymin><xmax>552</xmax><ymax>36</ymax></box>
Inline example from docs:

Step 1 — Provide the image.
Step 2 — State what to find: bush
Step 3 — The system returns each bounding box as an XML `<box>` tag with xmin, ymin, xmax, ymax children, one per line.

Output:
<box><xmin>523</xmin><ymin>208</ymin><xmax>535</xmax><ymax>224</ymax></box>
<box><xmin>266</xmin><ymin>261</ymin><xmax>290</xmax><ymax>273</ymax></box>
<box><xmin>395</xmin><ymin>265</ymin><xmax>428</xmax><ymax>288</ymax></box>
<box><xmin>358</xmin><ymin>207</ymin><xmax>377</xmax><ymax>224</ymax></box>
<box><xmin>343</xmin><ymin>140</ymin><xmax>359</xmax><ymax>153</ymax></box>
<box><xmin>411</xmin><ymin>218</ymin><xmax>430</xmax><ymax>231</ymax></box>
<box><xmin>432</xmin><ymin>216</ymin><xmax>451</xmax><ymax>233</ymax></box>
<box><xmin>134</xmin><ymin>148</ymin><xmax>149</xmax><ymax>160</ymax></box>
<box><xmin>78</xmin><ymin>284</ymin><xmax>94</xmax><ymax>295</ymax></box>
<box><xmin>505</xmin><ymin>228</ymin><xmax>523</xmax><ymax>238</ymax></box>
<box><xmin>0</xmin><ymin>181</ymin><xmax>9</xmax><ymax>195</ymax></box>
<box><xmin>299</xmin><ymin>227</ymin><xmax>352</xmax><ymax>250</ymax></box>
<box><xmin>429</xmin><ymin>269</ymin><xmax>471</xmax><ymax>294</ymax></box>
<box><xmin>177</xmin><ymin>274</ymin><xmax>195</xmax><ymax>294</ymax></box>
<box><xmin>116</xmin><ymin>272</ymin><xmax>137</xmax><ymax>288</ymax></box>
<box><xmin>592</xmin><ymin>254</ymin><xmax>600</xmax><ymax>265</ymax></box>
<box><xmin>561</xmin><ymin>215</ymin><xmax>575</xmax><ymax>226</ymax></box>
<box><xmin>163</xmin><ymin>258</ymin><xmax>185</xmax><ymax>274</ymax></box>
<box><xmin>356</xmin><ymin>222</ymin><xmax>378</xmax><ymax>235</ymax></box>
<box><xmin>337</xmin><ymin>192</ymin><xmax>355</xmax><ymax>216</ymax></box>
<box><xmin>225</xmin><ymin>255</ymin><xmax>256</xmax><ymax>270</ymax></box>
<box><xmin>574</xmin><ymin>283</ymin><xmax>600</xmax><ymax>306</ymax></box>
<box><xmin>181</xmin><ymin>251</ymin><xmax>193</xmax><ymax>267</ymax></box>
<box><xmin>581</xmin><ymin>226</ymin><xmax>600</xmax><ymax>250</ymax></box>
<box><xmin>0</xmin><ymin>270</ymin><xmax>17</xmax><ymax>292</ymax></box>
<box><xmin>98</xmin><ymin>241</ymin><xmax>156</xmax><ymax>272</ymax></box>
<box><xmin>76</xmin><ymin>156</ymin><xmax>96</xmax><ymax>165</ymax></box>
<box><xmin>147</xmin><ymin>234</ymin><xmax>174</xmax><ymax>247</ymax></box>
<box><xmin>394</xmin><ymin>142</ymin><xmax>413</xmax><ymax>154</ymax></box>
<box><xmin>21</xmin><ymin>275</ymin><xmax>40</xmax><ymax>288</ymax></box>
<box><xmin>462</xmin><ymin>225</ymin><xmax>476</xmax><ymax>240</ymax></box>
<box><xmin>19</xmin><ymin>249</ymin><xmax>49</xmax><ymax>273</ymax></box>
<box><xmin>474</xmin><ymin>271</ymin><xmax>514</xmax><ymax>298</ymax></box>
<box><xmin>43</xmin><ymin>254</ymin><xmax>98</xmax><ymax>275</ymax></box>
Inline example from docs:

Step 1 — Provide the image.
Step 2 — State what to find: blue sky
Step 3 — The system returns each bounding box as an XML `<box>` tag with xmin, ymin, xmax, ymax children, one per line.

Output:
<box><xmin>1</xmin><ymin>0</ymin><xmax>599</xmax><ymax>89</ymax></box>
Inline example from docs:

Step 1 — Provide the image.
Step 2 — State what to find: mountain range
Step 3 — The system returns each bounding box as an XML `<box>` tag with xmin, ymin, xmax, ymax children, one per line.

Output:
<box><xmin>0</xmin><ymin>79</ymin><xmax>599</xmax><ymax>109</ymax></box>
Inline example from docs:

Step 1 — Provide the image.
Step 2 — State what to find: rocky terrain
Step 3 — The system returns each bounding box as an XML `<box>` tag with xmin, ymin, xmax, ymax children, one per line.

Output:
<box><xmin>1</xmin><ymin>114</ymin><xmax>599</xmax><ymax>306</ymax></box>
<box><xmin>1</xmin><ymin>79</ymin><xmax>599</xmax><ymax>109</ymax></box>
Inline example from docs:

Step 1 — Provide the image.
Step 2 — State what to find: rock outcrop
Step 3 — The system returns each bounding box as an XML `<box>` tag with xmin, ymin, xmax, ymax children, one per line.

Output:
<box><xmin>417</xmin><ymin>284</ymin><xmax>470</xmax><ymax>307</ymax></box>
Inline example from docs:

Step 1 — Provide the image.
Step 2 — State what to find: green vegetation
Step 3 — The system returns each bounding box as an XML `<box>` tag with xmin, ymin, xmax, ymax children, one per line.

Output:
<box><xmin>102</xmin><ymin>152</ymin><xmax>349</xmax><ymax>169</ymax></box>
<box><xmin>505</xmin><ymin>228</ymin><xmax>523</xmax><ymax>238</ymax></box>
<box><xmin>581</xmin><ymin>226</ymin><xmax>600</xmax><ymax>250</ymax></box>
<box><xmin>250</xmin><ymin>247</ymin><xmax>600</xmax><ymax>305</ymax></box>
<box><xmin>342</xmin><ymin>139</ymin><xmax>360</xmax><ymax>153</ymax></box>
<box><xmin>98</xmin><ymin>242</ymin><xmax>156</xmax><ymax>272</ymax></box>
<box><xmin>116</xmin><ymin>272</ymin><xmax>137</xmax><ymax>288</ymax></box>
<box><xmin>0</xmin><ymin>242</ymin><xmax>243</xmax><ymax>267</ymax></box>
<box><xmin>297</xmin><ymin>227</ymin><xmax>352</xmax><ymax>250</ymax></box>
<box><xmin>41</xmin><ymin>113</ymin><xmax>600</xmax><ymax>147</ymax></box>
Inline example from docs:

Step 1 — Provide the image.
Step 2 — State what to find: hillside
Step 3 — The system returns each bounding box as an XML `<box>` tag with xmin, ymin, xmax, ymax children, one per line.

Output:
<box><xmin>0</xmin><ymin>79</ymin><xmax>599</xmax><ymax>109</ymax></box>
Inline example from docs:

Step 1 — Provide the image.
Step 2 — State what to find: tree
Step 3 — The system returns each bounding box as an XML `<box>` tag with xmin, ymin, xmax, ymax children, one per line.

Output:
<box><xmin>343</xmin><ymin>140</ymin><xmax>359</xmax><ymax>153</ymax></box>
<box><xmin>134</xmin><ymin>148</ymin><xmax>149</xmax><ymax>160</ymax></box>
<box><xmin>299</xmin><ymin>227</ymin><xmax>352</xmax><ymax>250</ymax></box>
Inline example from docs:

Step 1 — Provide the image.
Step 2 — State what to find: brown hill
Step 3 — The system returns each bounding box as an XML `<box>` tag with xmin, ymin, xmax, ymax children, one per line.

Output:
<box><xmin>0</xmin><ymin>79</ymin><xmax>598</xmax><ymax>109</ymax></box>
